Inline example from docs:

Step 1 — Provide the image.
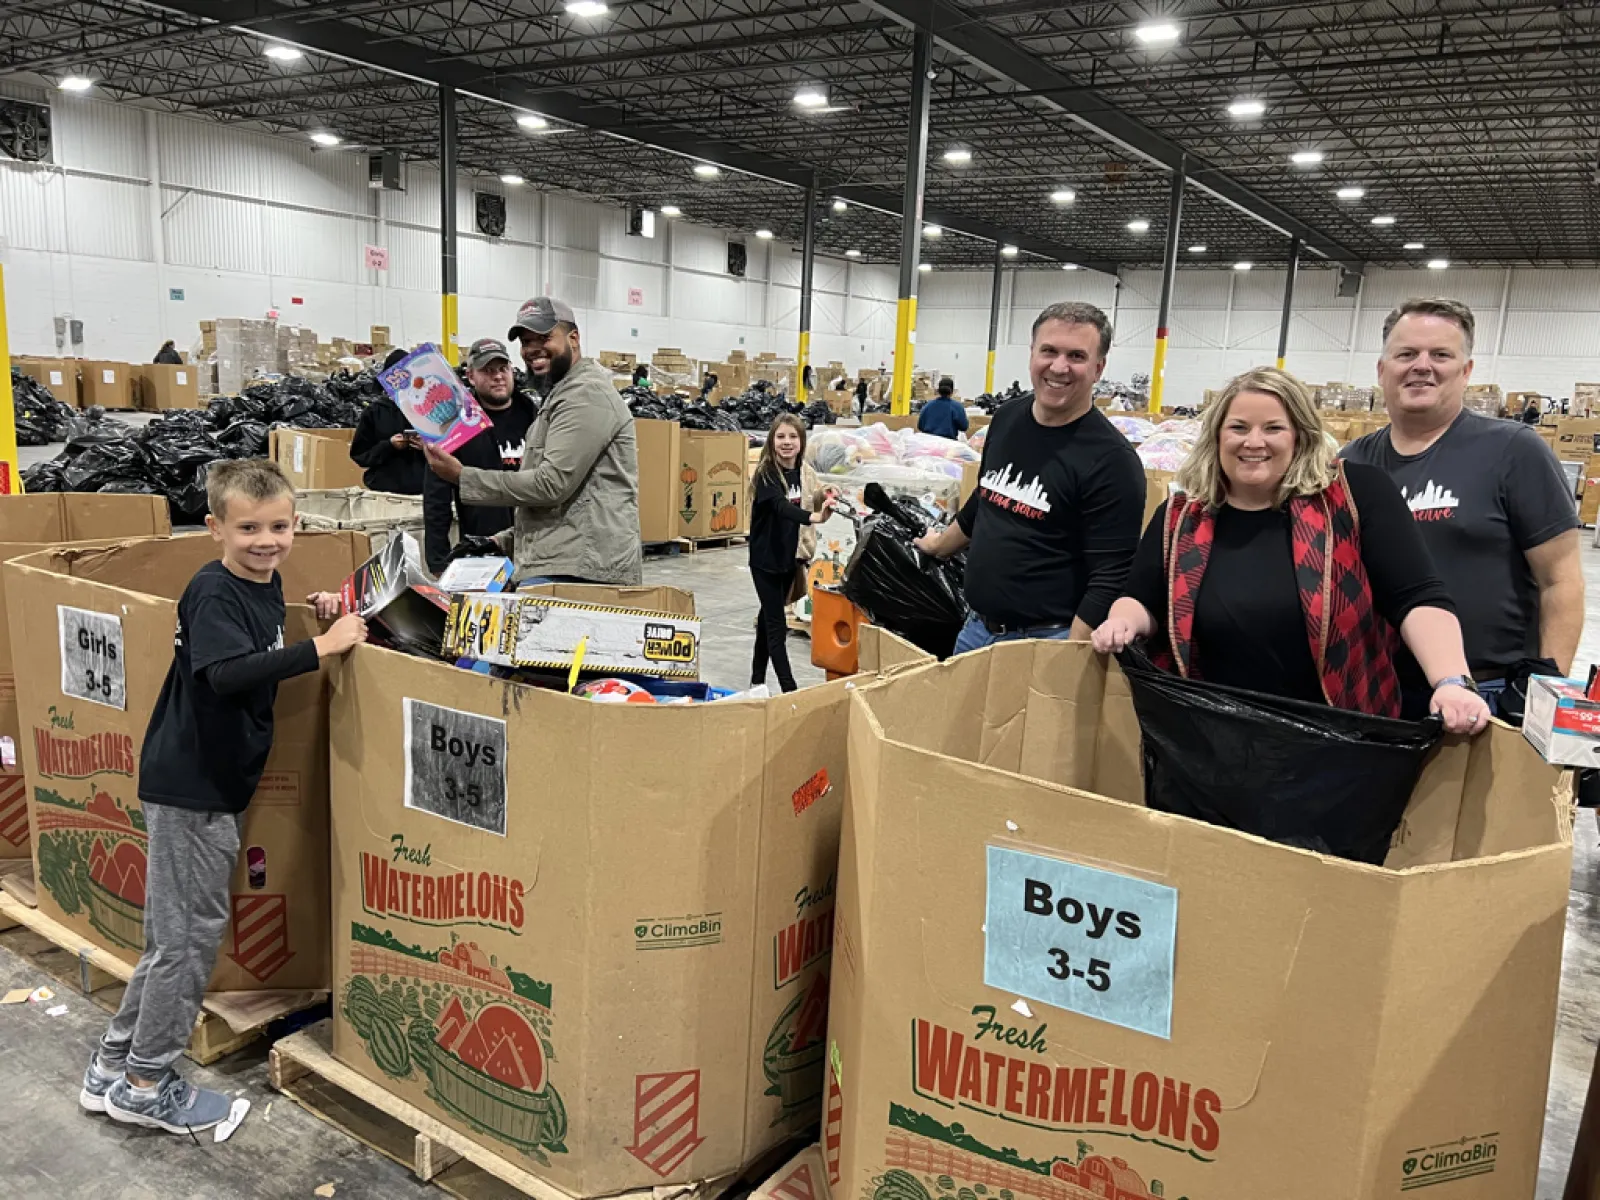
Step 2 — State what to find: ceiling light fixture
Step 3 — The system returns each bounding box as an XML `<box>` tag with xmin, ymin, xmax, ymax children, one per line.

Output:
<box><xmin>565</xmin><ymin>0</ymin><xmax>608</xmax><ymax>16</ymax></box>
<box><xmin>310</xmin><ymin>132</ymin><xmax>341</xmax><ymax>147</ymax></box>
<box><xmin>57</xmin><ymin>76</ymin><xmax>93</xmax><ymax>92</ymax></box>
<box><xmin>1050</xmin><ymin>188</ymin><xmax>1076</xmax><ymax>205</ymax></box>
<box><xmin>846</xmin><ymin>249</ymin><xmax>862</xmax><ymax>258</ymax></box>
<box><xmin>1001</xmin><ymin>245</ymin><xmax>1019</xmax><ymax>257</ymax></box>
<box><xmin>1371</xmin><ymin>215</ymin><xmax>1396</xmax><ymax>225</ymax></box>
<box><xmin>516</xmin><ymin>114</ymin><xmax>548</xmax><ymax>131</ymax></box>
<box><xmin>1233</xmin><ymin>261</ymin><xmax>1253</xmax><ymax>271</ymax></box>
<box><xmin>793</xmin><ymin>85</ymin><xmax>829</xmax><ymax>109</ymax></box>
<box><xmin>832</xmin><ymin>199</ymin><xmax>848</xmax><ymax>213</ymax></box>
<box><xmin>1061</xmin><ymin>263</ymin><xmax>1079</xmax><ymax>271</ymax></box>
<box><xmin>693</xmin><ymin>163</ymin><xmax>721</xmax><ymax>178</ymax></box>
<box><xmin>1188</xmin><ymin>244</ymin><xmax>1207</xmax><ymax>253</ymax></box>
<box><xmin>1290</xmin><ymin>150</ymin><xmax>1324</xmax><ymax>166</ymax></box>
<box><xmin>919</xmin><ymin>262</ymin><xmax>933</xmax><ymax>272</ymax></box>
<box><xmin>755</xmin><ymin>229</ymin><xmax>774</xmax><ymax>240</ymax></box>
<box><xmin>1403</xmin><ymin>241</ymin><xmax>1424</xmax><ymax>250</ymax></box>
<box><xmin>659</xmin><ymin>205</ymin><xmax>682</xmax><ymax>217</ymax></box>
<box><xmin>1135</xmin><ymin>21</ymin><xmax>1180</xmax><ymax>45</ymax></box>
<box><xmin>923</xmin><ymin>224</ymin><xmax>942</xmax><ymax>238</ymax></box>
<box><xmin>1227</xmin><ymin>98</ymin><xmax>1265</xmax><ymax>118</ymax></box>
<box><xmin>942</xmin><ymin>147</ymin><xmax>972</xmax><ymax>164</ymax></box>
<box><xmin>264</xmin><ymin>44</ymin><xmax>302</xmax><ymax>62</ymax></box>
<box><xmin>1127</xmin><ymin>219</ymin><xmax>1150</xmax><ymax>233</ymax></box>
<box><xmin>499</xmin><ymin>174</ymin><xmax>524</xmax><ymax>186</ymax></box>
<box><xmin>1335</xmin><ymin>186</ymin><xmax>1365</xmax><ymax>200</ymax></box>
<box><xmin>1427</xmin><ymin>258</ymin><xmax>1449</xmax><ymax>270</ymax></box>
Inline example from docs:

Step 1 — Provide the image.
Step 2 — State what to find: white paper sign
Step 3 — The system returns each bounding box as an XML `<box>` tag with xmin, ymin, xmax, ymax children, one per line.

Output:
<box><xmin>176</xmin><ymin>370</ymin><xmax>188</xmax><ymax>385</ymax></box>
<box><xmin>403</xmin><ymin>699</ymin><xmax>507</xmax><ymax>835</ymax></box>
<box><xmin>101</xmin><ymin>369</ymin><xmax>114</xmax><ymax>384</ymax></box>
<box><xmin>293</xmin><ymin>436</ymin><xmax>305</xmax><ymax>474</ymax></box>
<box><xmin>49</xmin><ymin>371</ymin><xmax>63</xmax><ymax>386</ymax></box>
<box><xmin>58</xmin><ymin>605</ymin><xmax>127</xmax><ymax>710</ymax></box>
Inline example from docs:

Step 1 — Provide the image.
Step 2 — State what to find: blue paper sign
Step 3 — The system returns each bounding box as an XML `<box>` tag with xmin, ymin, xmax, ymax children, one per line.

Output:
<box><xmin>168</xmin><ymin>288</ymin><xmax>184</xmax><ymax>301</ymax></box>
<box><xmin>984</xmin><ymin>844</ymin><xmax>1178</xmax><ymax>1039</ymax></box>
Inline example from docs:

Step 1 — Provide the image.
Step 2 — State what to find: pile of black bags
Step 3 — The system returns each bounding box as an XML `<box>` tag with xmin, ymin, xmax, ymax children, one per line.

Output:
<box><xmin>22</xmin><ymin>370</ymin><xmax>385</xmax><ymax>521</ymax></box>
<box><xmin>974</xmin><ymin>383</ymin><xmax>1028</xmax><ymax>414</ymax></box>
<box><xmin>621</xmin><ymin>381</ymin><xmax>838</xmax><ymax>432</ymax></box>
<box><xmin>11</xmin><ymin>368</ymin><xmax>79</xmax><ymax>446</ymax></box>
<box><xmin>842</xmin><ymin>482</ymin><xmax>968</xmax><ymax>659</ymax></box>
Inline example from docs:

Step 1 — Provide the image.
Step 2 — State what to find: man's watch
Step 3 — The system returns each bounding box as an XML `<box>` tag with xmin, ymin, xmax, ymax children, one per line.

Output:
<box><xmin>1432</xmin><ymin>675</ymin><xmax>1480</xmax><ymax>693</ymax></box>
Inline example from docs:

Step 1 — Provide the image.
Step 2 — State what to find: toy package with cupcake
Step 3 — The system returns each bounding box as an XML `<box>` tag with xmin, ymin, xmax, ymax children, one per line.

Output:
<box><xmin>378</xmin><ymin>343</ymin><xmax>489</xmax><ymax>455</ymax></box>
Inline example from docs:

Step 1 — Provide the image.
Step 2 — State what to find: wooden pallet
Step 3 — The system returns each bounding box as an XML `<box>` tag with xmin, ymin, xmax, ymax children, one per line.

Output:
<box><xmin>0</xmin><ymin>860</ymin><xmax>33</xmax><ymax>909</ymax></box>
<box><xmin>643</xmin><ymin>538</ymin><xmax>694</xmax><ymax>558</ymax></box>
<box><xmin>0</xmin><ymin>891</ymin><xmax>325</xmax><ymax>1065</ymax></box>
<box><xmin>681</xmin><ymin>535</ymin><xmax>747</xmax><ymax>554</ymax></box>
<box><xmin>270</xmin><ymin>1019</ymin><xmax>772</xmax><ymax>1200</ymax></box>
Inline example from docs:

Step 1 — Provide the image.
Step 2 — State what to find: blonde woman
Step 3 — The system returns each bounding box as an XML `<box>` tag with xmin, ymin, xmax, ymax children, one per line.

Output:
<box><xmin>1092</xmin><ymin>367</ymin><xmax>1489</xmax><ymax>733</ymax></box>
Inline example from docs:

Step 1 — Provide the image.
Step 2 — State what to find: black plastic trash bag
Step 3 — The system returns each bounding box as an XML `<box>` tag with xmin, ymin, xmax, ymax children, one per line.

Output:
<box><xmin>22</xmin><ymin>458</ymin><xmax>66</xmax><ymax>493</ymax></box>
<box><xmin>1116</xmin><ymin>645</ymin><xmax>1443</xmax><ymax>864</ymax></box>
<box><xmin>842</xmin><ymin>484</ymin><xmax>967</xmax><ymax>660</ymax></box>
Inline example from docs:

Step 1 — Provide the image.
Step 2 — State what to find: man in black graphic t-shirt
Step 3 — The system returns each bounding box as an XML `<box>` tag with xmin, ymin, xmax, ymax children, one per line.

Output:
<box><xmin>916</xmin><ymin>302</ymin><xmax>1145</xmax><ymax>654</ymax></box>
<box><xmin>424</xmin><ymin>338</ymin><xmax>539</xmax><ymax>574</ymax></box>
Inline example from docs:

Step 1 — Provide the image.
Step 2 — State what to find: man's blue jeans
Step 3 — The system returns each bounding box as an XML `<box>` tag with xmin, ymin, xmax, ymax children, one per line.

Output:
<box><xmin>952</xmin><ymin>612</ymin><xmax>1076</xmax><ymax>656</ymax></box>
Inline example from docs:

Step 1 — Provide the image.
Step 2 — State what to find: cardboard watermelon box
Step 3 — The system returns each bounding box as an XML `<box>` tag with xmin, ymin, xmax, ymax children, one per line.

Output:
<box><xmin>0</xmin><ymin>495</ymin><xmax>171</xmax><ymax>861</ymax></box>
<box><xmin>827</xmin><ymin>643</ymin><xmax>1572</xmax><ymax>1200</ymax></box>
<box><xmin>5</xmin><ymin>531</ymin><xmax>368</xmax><ymax>990</ymax></box>
<box><xmin>328</xmin><ymin>600</ymin><xmax>931</xmax><ymax>1198</ymax></box>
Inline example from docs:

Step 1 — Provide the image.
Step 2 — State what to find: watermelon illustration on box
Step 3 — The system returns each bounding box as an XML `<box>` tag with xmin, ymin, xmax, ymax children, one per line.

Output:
<box><xmin>6</xmin><ymin>533</ymin><xmax>370</xmax><ymax>994</ymax></box>
<box><xmin>328</xmin><ymin>612</ymin><xmax>868</xmax><ymax>1199</ymax></box>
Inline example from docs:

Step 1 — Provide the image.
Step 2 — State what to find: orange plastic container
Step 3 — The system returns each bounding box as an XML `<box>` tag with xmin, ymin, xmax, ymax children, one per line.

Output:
<box><xmin>810</xmin><ymin>587</ymin><xmax>865</xmax><ymax>677</ymax></box>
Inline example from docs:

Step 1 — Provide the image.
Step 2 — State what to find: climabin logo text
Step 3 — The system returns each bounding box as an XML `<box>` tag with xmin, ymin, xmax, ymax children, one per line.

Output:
<box><xmin>635</xmin><ymin>913</ymin><xmax>723</xmax><ymax>951</ymax></box>
<box><xmin>1400</xmin><ymin>1134</ymin><xmax>1498</xmax><ymax>1191</ymax></box>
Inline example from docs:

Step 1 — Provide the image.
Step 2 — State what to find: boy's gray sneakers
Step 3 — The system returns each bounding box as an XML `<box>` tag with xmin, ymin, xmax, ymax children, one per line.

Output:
<box><xmin>79</xmin><ymin>1053</ymin><xmax>122</xmax><ymax>1113</ymax></box>
<box><xmin>103</xmin><ymin>1070</ymin><xmax>232</xmax><ymax>1133</ymax></box>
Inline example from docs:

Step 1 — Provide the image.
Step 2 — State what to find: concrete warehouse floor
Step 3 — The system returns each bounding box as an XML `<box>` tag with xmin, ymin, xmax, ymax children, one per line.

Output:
<box><xmin>1</xmin><ymin>420</ymin><xmax>1598</xmax><ymax>1196</ymax></box>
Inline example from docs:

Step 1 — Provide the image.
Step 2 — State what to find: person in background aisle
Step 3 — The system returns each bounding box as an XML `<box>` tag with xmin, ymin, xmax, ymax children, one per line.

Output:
<box><xmin>79</xmin><ymin>459</ymin><xmax>365</xmax><ymax>1134</ymax></box>
<box><xmin>1341</xmin><ymin>297</ymin><xmax>1583</xmax><ymax>713</ymax></box>
<box><xmin>423</xmin><ymin>297</ymin><xmax>642</xmax><ymax>586</ymax></box>
<box><xmin>423</xmin><ymin>338</ymin><xmax>538</xmax><ymax>575</ymax></box>
<box><xmin>916</xmin><ymin>377</ymin><xmax>969</xmax><ymax>440</ymax></box>
<box><xmin>854</xmin><ymin>377</ymin><xmax>869</xmax><ymax>417</ymax></box>
<box><xmin>749</xmin><ymin>414</ymin><xmax>834</xmax><ymax>692</ymax></box>
<box><xmin>153</xmin><ymin>340</ymin><xmax>182</xmax><ymax>365</ymax></box>
<box><xmin>632</xmin><ymin>363</ymin><xmax>651</xmax><ymax>388</ymax></box>
<box><xmin>349</xmin><ymin>347</ymin><xmax>426</xmax><ymax>495</ymax></box>
<box><xmin>914</xmin><ymin>302</ymin><xmax>1145</xmax><ymax>654</ymax></box>
<box><xmin>1093</xmin><ymin>367</ymin><xmax>1488</xmax><ymax>734</ymax></box>
<box><xmin>1522</xmin><ymin>399</ymin><xmax>1542</xmax><ymax>425</ymax></box>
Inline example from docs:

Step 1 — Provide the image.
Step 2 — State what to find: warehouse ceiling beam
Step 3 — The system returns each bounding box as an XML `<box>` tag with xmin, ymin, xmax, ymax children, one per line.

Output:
<box><xmin>142</xmin><ymin>0</ymin><xmax>1106</xmax><ymax>272</ymax></box>
<box><xmin>860</xmin><ymin>0</ymin><xmax>1367</xmax><ymax>275</ymax></box>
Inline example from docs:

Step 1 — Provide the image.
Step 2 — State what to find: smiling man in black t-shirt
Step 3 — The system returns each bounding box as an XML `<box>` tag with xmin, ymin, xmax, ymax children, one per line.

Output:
<box><xmin>915</xmin><ymin>301</ymin><xmax>1146</xmax><ymax>654</ymax></box>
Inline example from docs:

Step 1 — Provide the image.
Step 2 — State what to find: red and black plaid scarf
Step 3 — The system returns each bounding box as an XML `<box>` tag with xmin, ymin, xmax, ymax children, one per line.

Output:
<box><xmin>1150</xmin><ymin>462</ymin><xmax>1402</xmax><ymax>717</ymax></box>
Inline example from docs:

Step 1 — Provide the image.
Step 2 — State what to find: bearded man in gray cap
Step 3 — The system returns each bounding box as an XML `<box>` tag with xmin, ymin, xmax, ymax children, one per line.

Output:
<box><xmin>423</xmin><ymin>297</ymin><xmax>642</xmax><ymax>586</ymax></box>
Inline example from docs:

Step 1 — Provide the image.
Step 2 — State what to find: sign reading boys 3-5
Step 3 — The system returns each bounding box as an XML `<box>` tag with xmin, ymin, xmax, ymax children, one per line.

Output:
<box><xmin>984</xmin><ymin>844</ymin><xmax>1178</xmax><ymax>1039</ymax></box>
<box><xmin>403</xmin><ymin>698</ymin><xmax>507</xmax><ymax>836</ymax></box>
<box><xmin>57</xmin><ymin>605</ymin><xmax>127</xmax><ymax>711</ymax></box>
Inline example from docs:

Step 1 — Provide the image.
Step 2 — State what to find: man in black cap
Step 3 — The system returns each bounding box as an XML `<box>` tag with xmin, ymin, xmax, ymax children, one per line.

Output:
<box><xmin>423</xmin><ymin>337</ymin><xmax>539</xmax><ymax>575</ymax></box>
<box><xmin>349</xmin><ymin>347</ymin><xmax>426</xmax><ymax>495</ymax></box>
<box><xmin>422</xmin><ymin>297</ymin><xmax>642</xmax><ymax>585</ymax></box>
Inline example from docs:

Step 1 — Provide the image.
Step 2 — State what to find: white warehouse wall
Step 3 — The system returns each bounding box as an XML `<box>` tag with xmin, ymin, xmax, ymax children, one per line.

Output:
<box><xmin>0</xmin><ymin>81</ymin><xmax>900</xmax><ymax>372</ymax></box>
<box><xmin>917</xmin><ymin>260</ymin><xmax>1600</xmax><ymax>408</ymax></box>
<box><xmin>4</xmin><ymin>80</ymin><xmax>1598</xmax><ymax>408</ymax></box>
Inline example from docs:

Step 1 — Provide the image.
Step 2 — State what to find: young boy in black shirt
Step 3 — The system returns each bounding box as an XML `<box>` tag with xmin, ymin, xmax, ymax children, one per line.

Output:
<box><xmin>80</xmin><ymin>459</ymin><xmax>365</xmax><ymax>1134</ymax></box>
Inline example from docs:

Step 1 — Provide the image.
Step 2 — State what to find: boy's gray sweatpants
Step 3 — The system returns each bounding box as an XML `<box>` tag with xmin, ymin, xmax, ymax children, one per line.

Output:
<box><xmin>97</xmin><ymin>804</ymin><xmax>243</xmax><ymax>1078</ymax></box>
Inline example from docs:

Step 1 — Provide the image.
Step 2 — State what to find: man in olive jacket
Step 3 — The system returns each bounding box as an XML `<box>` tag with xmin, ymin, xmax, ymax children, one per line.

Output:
<box><xmin>422</xmin><ymin>297</ymin><xmax>642</xmax><ymax>585</ymax></box>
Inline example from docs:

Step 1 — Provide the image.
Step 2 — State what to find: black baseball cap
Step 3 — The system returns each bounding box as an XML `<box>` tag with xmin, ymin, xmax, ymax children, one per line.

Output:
<box><xmin>509</xmin><ymin>297</ymin><xmax>577</xmax><ymax>341</ymax></box>
<box><xmin>464</xmin><ymin>338</ymin><xmax>512</xmax><ymax>371</ymax></box>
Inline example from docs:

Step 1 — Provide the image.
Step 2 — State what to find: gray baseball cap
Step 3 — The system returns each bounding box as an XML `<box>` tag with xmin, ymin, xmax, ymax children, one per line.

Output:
<box><xmin>508</xmin><ymin>296</ymin><xmax>577</xmax><ymax>340</ymax></box>
<box><xmin>464</xmin><ymin>337</ymin><xmax>512</xmax><ymax>371</ymax></box>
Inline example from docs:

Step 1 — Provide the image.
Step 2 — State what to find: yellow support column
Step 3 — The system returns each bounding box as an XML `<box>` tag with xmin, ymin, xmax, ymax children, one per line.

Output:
<box><xmin>0</xmin><ymin>265</ymin><xmax>20</xmax><ymax>493</ymax></box>
<box><xmin>796</xmin><ymin>330</ymin><xmax>811</xmax><ymax>405</ymax></box>
<box><xmin>985</xmin><ymin>350</ymin><xmax>996</xmax><ymax>396</ymax></box>
<box><xmin>441</xmin><ymin>293</ymin><xmax>459</xmax><ymax>366</ymax></box>
<box><xmin>890</xmin><ymin>296</ymin><xmax>917</xmax><ymax>415</ymax></box>
<box><xmin>1150</xmin><ymin>332</ymin><xmax>1170</xmax><ymax>413</ymax></box>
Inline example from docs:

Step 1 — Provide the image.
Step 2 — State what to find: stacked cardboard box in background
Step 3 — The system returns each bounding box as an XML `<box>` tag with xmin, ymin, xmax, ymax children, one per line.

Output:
<box><xmin>270</xmin><ymin>427</ymin><xmax>365</xmax><ymax>490</ymax></box>
<box><xmin>12</xmin><ymin>357</ymin><xmax>79</xmax><ymax>408</ymax></box>
<box><xmin>598</xmin><ymin>351</ymin><xmax>637</xmax><ymax>373</ymax></box>
<box><xmin>1464</xmin><ymin>382</ymin><xmax>1504</xmax><ymax>416</ymax></box>
<box><xmin>216</xmin><ymin>318</ymin><xmax>279</xmax><ymax>395</ymax></box>
<box><xmin>1315</xmin><ymin>383</ymin><xmax>1375</xmax><ymax>411</ymax></box>
<box><xmin>79</xmin><ymin>361</ymin><xmax>135</xmax><ymax>409</ymax></box>
<box><xmin>133</xmin><ymin>364</ymin><xmax>201</xmax><ymax>410</ymax></box>
<box><xmin>1574</xmin><ymin>383</ymin><xmax>1600</xmax><ymax>416</ymax></box>
<box><xmin>651</xmin><ymin>347</ymin><xmax>697</xmax><ymax>389</ymax></box>
<box><xmin>751</xmin><ymin>354</ymin><xmax>797</xmax><ymax>395</ymax></box>
<box><xmin>680</xmin><ymin>429</ymin><xmax>750</xmax><ymax>540</ymax></box>
<box><xmin>635</xmin><ymin>418</ymin><xmax>682</xmax><ymax>543</ymax></box>
<box><xmin>277</xmin><ymin>325</ymin><xmax>320</xmax><ymax>375</ymax></box>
